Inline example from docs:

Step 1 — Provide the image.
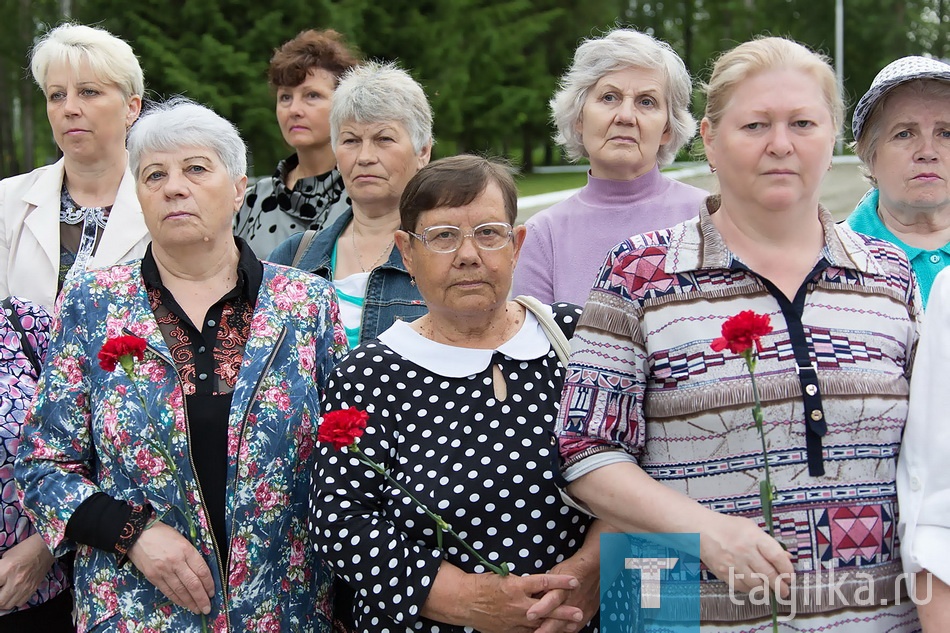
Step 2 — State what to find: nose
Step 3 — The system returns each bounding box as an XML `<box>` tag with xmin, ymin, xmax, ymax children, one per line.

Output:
<box><xmin>914</xmin><ymin>135</ymin><xmax>939</xmax><ymax>162</ymax></box>
<box><xmin>162</xmin><ymin>169</ymin><xmax>190</xmax><ymax>197</ymax></box>
<box><xmin>615</xmin><ymin>97</ymin><xmax>637</xmax><ymax>125</ymax></box>
<box><xmin>62</xmin><ymin>91</ymin><xmax>81</xmax><ymax>116</ymax></box>
<box><xmin>287</xmin><ymin>95</ymin><xmax>304</xmax><ymax>116</ymax></box>
<box><xmin>356</xmin><ymin>142</ymin><xmax>378</xmax><ymax>165</ymax></box>
<box><xmin>767</xmin><ymin>125</ymin><xmax>793</xmax><ymax>156</ymax></box>
<box><xmin>453</xmin><ymin>232</ymin><xmax>482</xmax><ymax>264</ymax></box>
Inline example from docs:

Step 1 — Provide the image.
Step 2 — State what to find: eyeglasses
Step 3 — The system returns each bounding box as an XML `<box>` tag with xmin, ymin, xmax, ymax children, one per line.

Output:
<box><xmin>408</xmin><ymin>222</ymin><xmax>513</xmax><ymax>253</ymax></box>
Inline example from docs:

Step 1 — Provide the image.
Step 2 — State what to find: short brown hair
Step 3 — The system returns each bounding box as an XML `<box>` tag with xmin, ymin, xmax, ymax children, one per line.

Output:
<box><xmin>267</xmin><ymin>29</ymin><xmax>360</xmax><ymax>88</ymax></box>
<box><xmin>399</xmin><ymin>155</ymin><xmax>518</xmax><ymax>232</ymax></box>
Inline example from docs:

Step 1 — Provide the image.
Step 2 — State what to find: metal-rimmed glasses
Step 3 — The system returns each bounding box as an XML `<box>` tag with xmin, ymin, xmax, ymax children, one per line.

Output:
<box><xmin>407</xmin><ymin>222</ymin><xmax>513</xmax><ymax>253</ymax></box>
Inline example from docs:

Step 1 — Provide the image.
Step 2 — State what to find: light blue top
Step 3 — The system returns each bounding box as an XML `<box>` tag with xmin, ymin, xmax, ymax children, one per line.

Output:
<box><xmin>847</xmin><ymin>188</ymin><xmax>950</xmax><ymax>308</ymax></box>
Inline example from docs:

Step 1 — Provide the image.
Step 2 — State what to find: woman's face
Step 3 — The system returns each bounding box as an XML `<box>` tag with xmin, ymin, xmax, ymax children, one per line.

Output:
<box><xmin>869</xmin><ymin>84</ymin><xmax>950</xmax><ymax>217</ymax></box>
<box><xmin>395</xmin><ymin>182</ymin><xmax>526</xmax><ymax>320</ymax></box>
<box><xmin>702</xmin><ymin>68</ymin><xmax>836</xmax><ymax>213</ymax></box>
<box><xmin>136</xmin><ymin>145</ymin><xmax>247</xmax><ymax>250</ymax></box>
<box><xmin>335</xmin><ymin>119</ymin><xmax>431</xmax><ymax>211</ymax></box>
<box><xmin>45</xmin><ymin>59</ymin><xmax>140</xmax><ymax>163</ymax></box>
<box><xmin>577</xmin><ymin>66</ymin><xmax>671</xmax><ymax>180</ymax></box>
<box><xmin>275</xmin><ymin>68</ymin><xmax>336</xmax><ymax>153</ymax></box>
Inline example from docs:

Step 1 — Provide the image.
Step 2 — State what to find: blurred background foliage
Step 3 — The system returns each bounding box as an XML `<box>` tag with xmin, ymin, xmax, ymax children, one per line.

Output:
<box><xmin>1</xmin><ymin>0</ymin><xmax>948</xmax><ymax>178</ymax></box>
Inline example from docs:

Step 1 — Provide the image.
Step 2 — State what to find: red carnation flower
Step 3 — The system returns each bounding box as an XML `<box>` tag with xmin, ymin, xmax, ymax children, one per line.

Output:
<box><xmin>98</xmin><ymin>335</ymin><xmax>148</xmax><ymax>372</ymax></box>
<box><xmin>710</xmin><ymin>310</ymin><xmax>773</xmax><ymax>356</ymax></box>
<box><xmin>318</xmin><ymin>407</ymin><xmax>369</xmax><ymax>450</ymax></box>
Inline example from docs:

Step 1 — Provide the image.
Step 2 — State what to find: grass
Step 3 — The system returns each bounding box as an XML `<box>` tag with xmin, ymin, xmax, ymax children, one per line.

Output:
<box><xmin>515</xmin><ymin>171</ymin><xmax>589</xmax><ymax>197</ymax></box>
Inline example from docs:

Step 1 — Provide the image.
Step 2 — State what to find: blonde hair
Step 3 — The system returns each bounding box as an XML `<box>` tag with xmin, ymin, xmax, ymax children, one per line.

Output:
<box><xmin>30</xmin><ymin>22</ymin><xmax>144</xmax><ymax>100</ymax></box>
<box><xmin>703</xmin><ymin>37</ymin><xmax>843</xmax><ymax>140</ymax></box>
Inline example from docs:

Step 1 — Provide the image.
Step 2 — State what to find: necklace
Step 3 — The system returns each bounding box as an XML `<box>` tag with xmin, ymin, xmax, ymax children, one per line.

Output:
<box><xmin>351</xmin><ymin>225</ymin><xmax>395</xmax><ymax>272</ymax></box>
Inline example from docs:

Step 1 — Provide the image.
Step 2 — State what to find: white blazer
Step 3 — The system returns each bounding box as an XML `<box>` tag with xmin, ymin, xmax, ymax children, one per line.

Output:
<box><xmin>0</xmin><ymin>157</ymin><xmax>149</xmax><ymax>310</ymax></box>
<box><xmin>899</xmin><ymin>266</ymin><xmax>950</xmax><ymax>585</ymax></box>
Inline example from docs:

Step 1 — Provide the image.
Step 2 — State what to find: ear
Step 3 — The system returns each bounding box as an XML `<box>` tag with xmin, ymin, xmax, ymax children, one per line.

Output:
<box><xmin>127</xmin><ymin>95</ymin><xmax>143</xmax><ymax>127</ymax></box>
<box><xmin>233</xmin><ymin>175</ymin><xmax>248</xmax><ymax>212</ymax></box>
<box><xmin>417</xmin><ymin>142</ymin><xmax>432</xmax><ymax>169</ymax></box>
<box><xmin>394</xmin><ymin>230</ymin><xmax>415</xmax><ymax>277</ymax></box>
<box><xmin>510</xmin><ymin>224</ymin><xmax>528</xmax><ymax>266</ymax></box>
<box><xmin>699</xmin><ymin>117</ymin><xmax>715</xmax><ymax>166</ymax></box>
<box><xmin>660</xmin><ymin>120</ymin><xmax>673</xmax><ymax>146</ymax></box>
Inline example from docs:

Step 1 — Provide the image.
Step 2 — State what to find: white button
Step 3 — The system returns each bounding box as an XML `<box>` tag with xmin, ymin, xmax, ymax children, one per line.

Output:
<box><xmin>930</xmin><ymin>254</ymin><xmax>941</xmax><ymax>264</ymax></box>
<box><xmin>207</xmin><ymin>319</ymin><xmax>216</xmax><ymax>327</ymax></box>
<box><xmin>197</xmin><ymin>346</ymin><xmax>206</xmax><ymax>353</ymax></box>
<box><xmin>910</xmin><ymin>476</ymin><xmax>922</xmax><ymax>491</ymax></box>
<box><xmin>198</xmin><ymin>373</ymin><xmax>208</xmax><ymax>381</ymax></box>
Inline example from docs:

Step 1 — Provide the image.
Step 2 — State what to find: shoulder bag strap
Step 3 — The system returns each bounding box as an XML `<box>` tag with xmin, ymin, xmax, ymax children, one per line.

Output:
<box><xmin>514</xmin><ymin>295</ymin><xmax>570</xmax><ymax>366</ymax></box>
<box><xmin>2</xmin><ymin>298</ymin><xmax>42</xmax><ymax>376</ymax></box>
<box><xmin>291</xmin><ymin>230</ymin><xmax>318</xmax><ymax>268</ymax></box>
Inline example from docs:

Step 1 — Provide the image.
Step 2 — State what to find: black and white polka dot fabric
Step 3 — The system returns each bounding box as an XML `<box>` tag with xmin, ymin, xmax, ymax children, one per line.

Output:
<box><xmin>309</xmin><ymin>303</ymin><xmax>598</xmax><ymax>632</ymax></box>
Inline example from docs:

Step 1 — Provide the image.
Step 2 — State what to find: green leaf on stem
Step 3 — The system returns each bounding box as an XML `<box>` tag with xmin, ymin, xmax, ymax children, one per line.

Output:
<box><xmin>760</xmin><ymin>479</ymin><xmax>774</xmax><ymax>536</ymax></box>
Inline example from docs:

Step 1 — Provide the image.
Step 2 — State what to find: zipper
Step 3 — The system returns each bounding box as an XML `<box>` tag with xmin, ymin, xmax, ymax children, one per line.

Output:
<box><xmin>130</xmin><ymin>330</ymin><xmax>231</xmax><ymax>632</ymax></box>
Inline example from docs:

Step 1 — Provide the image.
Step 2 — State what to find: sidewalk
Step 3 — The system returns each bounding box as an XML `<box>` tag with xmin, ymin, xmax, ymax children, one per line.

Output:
<box><xmin>517</xmin><ymin>156</ymin><xmax>869</xmax><ymax>224</ymax></box>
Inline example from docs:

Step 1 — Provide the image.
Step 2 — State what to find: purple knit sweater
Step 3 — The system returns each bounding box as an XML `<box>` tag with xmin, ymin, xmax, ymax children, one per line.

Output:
<box><xmin>513</xmin><ymin>166</ymin><xmax>708</xmax><ymax>304</ymax></box>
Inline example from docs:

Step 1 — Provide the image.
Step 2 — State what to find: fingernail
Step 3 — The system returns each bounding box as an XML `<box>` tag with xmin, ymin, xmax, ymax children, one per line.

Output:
<box><xmin>526</xmin><ymin>612</ymin><xmax>537</xmax><ymax>621</ymax></box>
<box><xmin>569</xmin><ymin>578</ymin><xmax>579</xmax><ymax>588</ymax></box>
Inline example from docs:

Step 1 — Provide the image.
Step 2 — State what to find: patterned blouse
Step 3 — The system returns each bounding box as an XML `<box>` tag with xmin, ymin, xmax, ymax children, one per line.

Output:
<box><xmin>557</xmin><ymin>197</ymin><xmax>922</xmax><ymax>631</ymax></box>
<box><xmin>0</xmin><ymin>297</ymin><xmax>70</xmax><ymax>615</ymax></box>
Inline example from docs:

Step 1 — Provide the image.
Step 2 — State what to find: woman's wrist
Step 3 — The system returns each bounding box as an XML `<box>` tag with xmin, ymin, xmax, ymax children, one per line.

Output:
<box><xmin>115</xmin><ymin>502</ymin><xmax>154</xmax><ymax>566</ymax></box>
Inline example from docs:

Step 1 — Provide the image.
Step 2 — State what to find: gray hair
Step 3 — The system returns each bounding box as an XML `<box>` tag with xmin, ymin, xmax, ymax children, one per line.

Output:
<box><xmin>30</xmin><ymin>22</ymin><xmax>144</xmax><ymax>100</ymax></box>
<box><xmin>330</xmin><ymin>61</ymin><xmax>433</xmax><ymax>153</ymax></box>
<box><xmin>128</xmin><ymin>97</ymin><xmax>247</xmax><ymax>179</ymax></box>
<box><xmin>550</xmin><ymin>28</ymin><xmax>696</xmax><ymax>166</ymax></box>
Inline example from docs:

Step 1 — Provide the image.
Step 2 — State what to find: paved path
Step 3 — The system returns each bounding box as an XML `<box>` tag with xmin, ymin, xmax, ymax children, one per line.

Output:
<box><xmin>517</xmin><ymin>157</ymin><xmax>870</xmax><ymax>225</ymax></box>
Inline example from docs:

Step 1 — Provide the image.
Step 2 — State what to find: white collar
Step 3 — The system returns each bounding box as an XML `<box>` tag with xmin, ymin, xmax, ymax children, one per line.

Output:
<box><xmin>378</xmin><ymin>307</ymin><xmax>553</xmax><ymax>377</ymax></box>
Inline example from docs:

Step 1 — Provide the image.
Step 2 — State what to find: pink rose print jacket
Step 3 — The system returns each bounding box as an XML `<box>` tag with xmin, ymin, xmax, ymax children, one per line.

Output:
<box><xmin>15</xmin><ymin>260</ymin><xmax>347</xmax><ymax>632</ymax></box>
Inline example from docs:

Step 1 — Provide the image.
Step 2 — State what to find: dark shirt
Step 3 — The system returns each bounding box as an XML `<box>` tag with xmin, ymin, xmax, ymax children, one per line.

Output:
<box><xmin>66</xmin><ymin>238</ymin><xmax>263</xmax><ymax>562</ymax></box>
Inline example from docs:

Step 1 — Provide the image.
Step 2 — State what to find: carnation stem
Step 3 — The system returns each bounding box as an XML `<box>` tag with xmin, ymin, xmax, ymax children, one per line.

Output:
<box><xmin>349</xmin><ymin>444</ymin><xmax>510</xmax><ymax>576</ymax></box>
<box><xmin>743</xmin><ymin>352</ymin><xmax>780</xmax><ymax>633</ymax></box>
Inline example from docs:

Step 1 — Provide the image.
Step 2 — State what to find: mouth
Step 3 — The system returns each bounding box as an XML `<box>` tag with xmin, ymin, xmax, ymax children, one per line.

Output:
<box><xmin>288</xmin><ymin>126</ymin><xmax>309</xmax><ymax>132</ymax></box>
<box><xmin>452</xmin><ymin>280</ymin><xmax>485</xmax><ymax>289</ymax></box>
<box><xmin>609</xmin><ymin>136</ymin><xmax>638</xmax><ymax>143</ymax></box>
<box><xmin>353</xmin><ymin>174</ymin><xmax>383</xmax><ymax>182</ymax></box>
<box><xmin>763</xmin><ymin>170</ymin><xmax>796</xmax><ymax>176</ymax></box>
<box><xmin>65</xmin><ymin>128</ymin><xmax>88</xmax><ymax>135</ymax></box>
<box><xmin>913</xmin><ymin>173</ymin><xmax>942</xmax><ymax>181</ymax></box>
<box><xmin>164</xmin><ymin>211</ymin><xmax>194</xmax><ymax>220</ymax></box>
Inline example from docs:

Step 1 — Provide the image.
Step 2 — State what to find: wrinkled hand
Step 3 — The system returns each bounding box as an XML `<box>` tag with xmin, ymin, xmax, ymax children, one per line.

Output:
<box><xmin>467</xmin><ymin>572</ymin><xmax>579</xmax><ymax>633</ymax></box>
<box><xmin>0</xmin><ymin>533</ymin><xmax>55</xmax><ymax>610</ymax></box>
<box><xmin>530</xmin><ymin>555</ymin><xmax>600</xmax><ymax>632</ymax></box>
<box><xmin>127</xmin><ymin>521</ymin><xmax>214</xmax><ymax>615</ymax></box>
<box><xmin>702</xmin><ymin>513</ymin><xmax>793</xmax><ymax>598</ymax></box>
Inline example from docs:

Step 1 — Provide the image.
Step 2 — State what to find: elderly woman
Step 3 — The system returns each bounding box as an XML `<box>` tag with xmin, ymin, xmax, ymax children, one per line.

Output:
<box><xmin>0</xmin><ymin>22</ymin><xmax>148</xmax><ymax>310</ymax></box>
<box><xmin>310</xmin><ymin>155</ymin><xmax>602</xmax><ymax>633</ymax></box>
<box><xmin>847</xmin><ymin>56</ymin><xmax>950</xmax><ymax>308</ymax></box>
<box><xmin>512</xmin><ymin>27</ymin><xmax>707</xmax><ymax>305</ymax></box>
<box><xmin>270</xmin><ymin>61</ymin><xmax>428</xmax><ymax>347</ymax></box>
<box><xmin>0</xmin><ymin>297</ymin><xmax>72</xmax><ymax>630</ymax></box>
<box><xmin>15</xmin><ymin>98</ymin><xmax>347</xmax><ymax>632</ymax></box>
<box><xmin>556</xmin><ymin>38</ymin><xmax>920</xmax><ymax>631</ymax></box>
<box><xmin>234</xmin><ymin>29</ymin><xmax>360</xmax><ymax>256</ymax></box>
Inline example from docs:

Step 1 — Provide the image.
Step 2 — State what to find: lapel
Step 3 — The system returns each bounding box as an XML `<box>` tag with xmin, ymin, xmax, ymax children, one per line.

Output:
<box><xmin>238</xmin><ymin>264</ymin><xmax>287</xmax><ymax>383</ymax></box>
<box><xmin>92</xmin><ymin>164</ymin><xmax>148</xmax><ymax>267</ymax></box>
<box><xmin>22</xmin><ymin>159</ymin><xmax>66</xmax><ymax>277</ymax></box>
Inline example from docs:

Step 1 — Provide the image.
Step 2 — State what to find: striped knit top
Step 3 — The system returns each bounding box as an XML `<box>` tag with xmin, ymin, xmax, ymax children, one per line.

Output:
<box><xmin>557</xmin><ymin>196</ymin><xmax>922</xmax><ymax>622</ymax></box>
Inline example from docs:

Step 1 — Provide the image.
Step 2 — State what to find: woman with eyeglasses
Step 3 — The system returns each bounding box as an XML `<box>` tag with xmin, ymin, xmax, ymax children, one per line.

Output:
<box><xmin>309</xmin><ymin>155</ymin><xmax>603</xmax><ymax>633</ymax></box>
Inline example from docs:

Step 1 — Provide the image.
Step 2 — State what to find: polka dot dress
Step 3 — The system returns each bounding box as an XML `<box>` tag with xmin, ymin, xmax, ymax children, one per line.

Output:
<box><xmin>309</xmin><ymin>303</ymin><xmax>598</xmax><ymax>632</ymax></box>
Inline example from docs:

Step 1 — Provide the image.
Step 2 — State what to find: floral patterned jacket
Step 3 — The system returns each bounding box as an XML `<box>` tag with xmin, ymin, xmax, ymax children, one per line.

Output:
<box><xmin>15</xmin><ymin>260</ymin><xmax>347</xmax><ymax>632</ymax></box>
